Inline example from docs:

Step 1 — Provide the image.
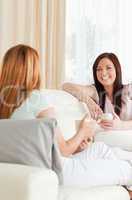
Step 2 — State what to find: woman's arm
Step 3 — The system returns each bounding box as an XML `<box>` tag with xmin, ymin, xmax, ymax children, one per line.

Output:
<box><xmin>56</xmin><ymin>117</ymin><xmax>95</xmax><ymax>157</ymax></box>
<box><xmin>36</xmin><ymin>106</ymin><xmax>95</xmax><ymax>156</ymax></box>
<box><xmin>63</xmin><ymin>82</ymin><xmax>103</xmax><ymax>119</ymax></box>
<box><xmin>101</xmin><ymin>119</ymin><xmax>132</xmax><ymax>130</ymax></box>
<box><xmin>99</xmin><ymin>111</ymin><xmax>132</xmax><ymax>130</ymax></box>
<box><xmin>56</xmin><ymin>128</ymin><xmax>86</xmax><ymax>157</ymax></box>
<box><xmin>117</xmin><ymin>120</ymin><xmax>132</xmax><ymax>130</ymax></box>
<box><xmin>63</xmin><ymin>82</ymin><xmax>96</xmax><ymax>103</ymax></box>
<box><xmin>36</xmin><ymin>107</ymin><xmax>55</xmax><ymax>118</ymax></box>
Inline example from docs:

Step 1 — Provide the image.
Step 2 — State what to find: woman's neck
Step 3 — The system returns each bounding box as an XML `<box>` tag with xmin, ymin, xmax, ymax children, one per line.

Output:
<box><xmin>104</xmin><ymin>85</ymin><xmax>113</xmax><ymax>102</ymax></box>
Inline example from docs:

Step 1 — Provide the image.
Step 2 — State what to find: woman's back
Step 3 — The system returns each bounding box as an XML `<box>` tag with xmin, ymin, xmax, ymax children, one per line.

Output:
<box><xmin>11</xmin><ymin>90</ymin><xmax>49</xmax><ymax>119</ymax></box>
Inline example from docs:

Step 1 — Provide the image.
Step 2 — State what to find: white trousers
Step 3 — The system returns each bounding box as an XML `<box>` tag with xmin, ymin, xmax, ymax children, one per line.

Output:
<box><xmin>62</xmin><ymin>142</ymin><xmax>132</xmax><ymax>188</ymax></box>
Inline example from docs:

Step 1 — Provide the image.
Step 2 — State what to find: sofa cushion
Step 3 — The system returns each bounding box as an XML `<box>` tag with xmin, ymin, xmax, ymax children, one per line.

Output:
<box><xmin>59</xmin><ymin>185</ymin><xmax>129</xmax><ymax>200</ymax></box>
<box><xmin>0</xmin><ymin>163</ymin><xmax>58</xmax><ymax>200</ymax></box>
<box><xmin>0</xmin><ymin>118</ymin><xmax>62</xmax><ymax>180</ymax></box>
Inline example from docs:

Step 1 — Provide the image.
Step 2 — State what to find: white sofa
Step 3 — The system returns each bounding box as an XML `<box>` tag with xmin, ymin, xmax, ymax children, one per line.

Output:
<box><xmin>0</xmin><ymin>89</ymin><xmax>131</xmax><ymax>200</ymax></box>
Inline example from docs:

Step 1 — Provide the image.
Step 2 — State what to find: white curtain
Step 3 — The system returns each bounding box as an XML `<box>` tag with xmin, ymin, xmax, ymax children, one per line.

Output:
<box><xmin>65</xmin><ymin>0</ymin><xmax>132</xmax><ymax>84</ymax></box>
<box><xmin>40</xmin><ymin>0</ymin><xmax>65</xmax><ymax>89</ymax></box>
<box><xmin>0</xmin><ymin>0</ymin><xmax>40</xmax><ymax>62</ymax></box>
<box><xmin>0</xmin><ymin>0</ymin><xmax>66</xmax><ymax>89</ymax></box>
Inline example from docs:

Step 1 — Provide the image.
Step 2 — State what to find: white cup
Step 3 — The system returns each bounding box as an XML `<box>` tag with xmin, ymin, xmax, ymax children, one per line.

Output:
<box><xmin>99</xmin><ymin>113</ymin><xmax>113</xmax><ymax>121</ymax></box>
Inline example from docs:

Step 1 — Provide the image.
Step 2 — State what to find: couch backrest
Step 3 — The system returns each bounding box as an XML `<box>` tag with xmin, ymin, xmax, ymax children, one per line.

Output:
<box><xmin>41</xmin><ymin>89</ymin><xmax>90</xmax><ymax>139</ymax></box>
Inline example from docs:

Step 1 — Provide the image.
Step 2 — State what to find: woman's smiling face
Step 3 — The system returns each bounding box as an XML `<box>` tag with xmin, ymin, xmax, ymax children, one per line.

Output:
<box><xmin>96</xmin><ymin>57</ymin><xmax>116</xmax><ymax>87</ymax></box>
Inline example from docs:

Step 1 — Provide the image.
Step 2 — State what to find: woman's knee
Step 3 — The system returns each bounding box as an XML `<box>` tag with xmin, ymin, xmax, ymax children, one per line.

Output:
<box><xmin>93</xmin><ymin>142</ymin><xmax>116</xmax><ymax>159</ymax></box>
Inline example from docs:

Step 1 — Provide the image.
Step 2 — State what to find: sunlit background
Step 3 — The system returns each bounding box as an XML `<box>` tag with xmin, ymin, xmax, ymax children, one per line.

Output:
<box><xmin>0</xmin><ymin>0</ymin><xmax>132</xmax><ymax>88</ymax></box>
<box><xmin>65</xmin><ymin>0</ymin><xmax>132</xmax><ymax>84</ymax></box>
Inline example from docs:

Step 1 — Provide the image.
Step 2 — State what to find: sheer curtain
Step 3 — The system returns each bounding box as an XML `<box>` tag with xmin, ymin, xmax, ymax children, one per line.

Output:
<box><xmin>65</xmin><ymin>0</ymin><xmax>132</xmax><ymax>84</ymax></box>
<box><xmin>0</xmin><ymin>0</ymin><xmax>66</xmax><ymax>89</ymax></box>
<box><xmin>40</xmin><ymin>0</ymin><xmax>65</xmax><ymax>89</ymax></box>
<box><xmin>0</xmin><ymin>0</ymin><xmax>40</xmax><ymax>61</ymax></box>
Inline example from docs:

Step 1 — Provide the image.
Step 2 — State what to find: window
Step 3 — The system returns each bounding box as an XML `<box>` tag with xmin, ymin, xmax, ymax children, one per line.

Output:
<box><xmin>65</xmin><ymin>0</ymin><xmax>132</xmax><ymax>84</ymax></box>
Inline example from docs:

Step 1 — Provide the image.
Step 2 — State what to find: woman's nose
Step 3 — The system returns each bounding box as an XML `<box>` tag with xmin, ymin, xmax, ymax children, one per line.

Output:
<box><xmin>102</xmin><ymin>69</ymin><xmax>107</xmax><ymax>76</ymax></box>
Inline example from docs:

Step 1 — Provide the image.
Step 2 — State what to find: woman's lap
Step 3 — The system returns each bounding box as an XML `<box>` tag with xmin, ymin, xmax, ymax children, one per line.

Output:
<box><xmin>62</xmin><ymin>142</ymin><xmax>132</xmax><ymax>187</ymax></box>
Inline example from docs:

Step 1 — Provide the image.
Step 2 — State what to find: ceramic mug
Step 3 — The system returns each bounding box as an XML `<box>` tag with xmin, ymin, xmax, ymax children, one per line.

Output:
<box><xmin>99</xmin><ymin>113</ymin><xmax>113</xmax><ymax>122</ymax></box>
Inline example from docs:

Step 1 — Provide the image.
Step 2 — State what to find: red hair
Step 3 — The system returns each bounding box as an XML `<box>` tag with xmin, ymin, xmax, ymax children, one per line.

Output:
<box><xmin>0</xmin><ymin>44</ymin><xmax>41</xmax><ymax>118</ymax></box>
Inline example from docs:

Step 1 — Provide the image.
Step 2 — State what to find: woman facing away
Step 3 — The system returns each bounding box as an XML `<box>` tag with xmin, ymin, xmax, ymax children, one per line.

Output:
<box><xmin>1</xmin><ymin>45</ymin><xmax>132</xmax><ymax>198</ymax></box>
<box><xmin>63</xmin><ymin>53</ymin><xmax>132</xmax><ymax>130</ymax></box>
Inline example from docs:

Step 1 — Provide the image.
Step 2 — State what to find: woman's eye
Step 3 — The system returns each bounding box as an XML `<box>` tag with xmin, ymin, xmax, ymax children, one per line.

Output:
<box><xmin>107</xmin><ymin>66</ymin><xmax>113</xmax><ymax>70</ymax></box>
<box><xmin>96</xmin><ymin>68</ymin><xmax>102</xmax><ymax>72</ymax></box>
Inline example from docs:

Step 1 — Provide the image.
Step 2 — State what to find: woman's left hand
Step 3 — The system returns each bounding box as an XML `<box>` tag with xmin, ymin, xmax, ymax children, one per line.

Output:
<box><xmin>99</xmin><ymin>112</ymin><xmax>121</xmax><ymax>130</ymax></box>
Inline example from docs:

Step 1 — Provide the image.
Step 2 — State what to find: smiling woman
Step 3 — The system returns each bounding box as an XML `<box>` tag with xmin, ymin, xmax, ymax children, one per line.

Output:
<box><xmin>96</xmin><ymin>58</ymin><xmax>116</xmax><ymax>87</ymax></box>
<box><xmin>92</xmin><ymin>53</ymin><xmax>123</xmax><ymax>117</ymax></box>
<box><xmin>65</xmin><ymin>0</ymin><xmax>132</xmax><ymax>84</ymax></box>
<box><xmin>63</xmin><ymin>52</ymin><xmax>132</xmax><ymax>130</ymax></box>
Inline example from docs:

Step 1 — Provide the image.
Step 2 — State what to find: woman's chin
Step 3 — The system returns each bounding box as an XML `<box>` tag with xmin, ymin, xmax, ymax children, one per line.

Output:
<box><xmin>101</xmin><ymin>81</ymin><xmax>113</xmax><ymax>87</ymax></box>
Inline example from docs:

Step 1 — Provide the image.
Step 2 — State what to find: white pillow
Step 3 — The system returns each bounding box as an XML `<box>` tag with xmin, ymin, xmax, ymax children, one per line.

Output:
<box><xmin>94</xmin><ymin>130</ymin><xmax>132</xmax><ymax>151</ymax></box>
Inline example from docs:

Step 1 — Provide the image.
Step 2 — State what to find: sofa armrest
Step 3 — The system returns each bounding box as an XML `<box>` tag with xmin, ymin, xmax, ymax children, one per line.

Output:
<box><xmin>94</xmin><ymin>129</ymin><xmax>132</xmax><ymax>151</ymax></box>
<box><xmin>0</xmin><ymin>163</ymin><xmax>58</xmax><ymax>200</ymax></box>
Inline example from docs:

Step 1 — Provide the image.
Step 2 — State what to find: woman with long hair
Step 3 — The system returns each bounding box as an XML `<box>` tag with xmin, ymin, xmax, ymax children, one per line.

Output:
<box><xmin>0</xmin><ymin>44</ymin><xmax>54</xmax><ymax>119</ymax></box>
<box><xmin>1</xmin><ymin>45</ymin><xmax>132</xmax><ymax>198</ymax></box>
<box><xmin>63</xmin><ymin>52</ymin><xmax>132</xmax><ymax>130</ymax></box>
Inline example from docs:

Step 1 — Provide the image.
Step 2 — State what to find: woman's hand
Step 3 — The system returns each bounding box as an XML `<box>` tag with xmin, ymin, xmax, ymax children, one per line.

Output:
<box><xmin>79</xmin><ymin>139</ymin><xmax>90</xmax><ymax>149</ymax></box>
<box><xmin>74</xmin><ymin>138</ymin><xmax>91</xmax><ymax>153</ymax></box>
<box><xmin>87</xmin><ymin>98</ymin><xmax>103</xmax><ymax>120</ymax></box>
<box><xmin>99</xmin><ymin>112</ymin><xmax>121</xmax><ymax>130</ymax></box>
<box><xmin>78</xmin><ymin>115</ymin><xmax>96</xmax><ymax>139</ymax></box>
<box><xmin>37</xmin><ymin>107</ymin><xmax>56</xmax><ymax>118</ymax></box>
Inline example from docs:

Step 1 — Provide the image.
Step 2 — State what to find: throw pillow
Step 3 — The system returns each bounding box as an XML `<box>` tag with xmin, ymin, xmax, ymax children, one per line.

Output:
<box><xmin>0</xmin><ymin>118</ymin><xmax>62</xmax><ymax>182</ymax></box>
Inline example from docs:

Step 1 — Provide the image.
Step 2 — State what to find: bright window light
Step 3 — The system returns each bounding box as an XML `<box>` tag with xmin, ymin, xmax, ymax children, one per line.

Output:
<box><xmin>65</xmin><ymin>0</ymin><xmax>132</xmax><ymax>84</ymax></box>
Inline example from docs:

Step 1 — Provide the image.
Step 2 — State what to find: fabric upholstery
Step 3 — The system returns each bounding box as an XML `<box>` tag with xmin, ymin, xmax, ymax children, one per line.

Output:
<box><xmin>0</xmin><ymin>118</ymin><xmax>62</xmax><ymax>182</ymax></box>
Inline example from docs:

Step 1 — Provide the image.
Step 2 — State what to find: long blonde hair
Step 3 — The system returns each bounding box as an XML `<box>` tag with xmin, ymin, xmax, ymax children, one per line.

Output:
<box><xmin>0</xmin><ymin>44</ymin><xmax>41</xmax><ymax>119</ymax></box>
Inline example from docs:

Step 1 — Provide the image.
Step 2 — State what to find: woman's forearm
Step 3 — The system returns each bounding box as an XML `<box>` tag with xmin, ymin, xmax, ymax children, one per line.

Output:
<box><xmin>62</xmin><ymin>82</ymin><xmax>93</xmax><ymax>104</ymax></box>
<box><xmin>56</xmin><ymin>119</ymin><xmax>93</xmax><ymax>157</ymax></box>
<box><xmin>59</xmin><ymin>130</ymin><xmax>86</xmax><ymax>157</ymax></box>
<box><xmin>121</xmin><ymin>120</ymin><xmax>132</xmax><ymax>130</ymax></box>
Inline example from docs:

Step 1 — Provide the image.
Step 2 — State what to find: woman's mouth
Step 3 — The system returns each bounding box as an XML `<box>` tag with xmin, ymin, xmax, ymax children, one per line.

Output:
<box><xmin>101</xmin><ymin>76</ymin><xmax>109</xmax><ymax>81</ymax></box>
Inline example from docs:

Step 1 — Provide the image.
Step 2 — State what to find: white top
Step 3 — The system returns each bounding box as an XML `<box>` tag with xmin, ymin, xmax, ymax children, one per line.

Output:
<box><xmin>11</xmin><ymin>90</ymin><xmax>50</xmax><ymax>119</ymax></box>
<box><xmin>87</xmin><ymin>84</ymin><xmax>132</xmax><ymax>120</ymax></box>
<box><xmin>10</xmin><ymin>89</ymin><xmax>67</xmax><ymax>164</ymax></box>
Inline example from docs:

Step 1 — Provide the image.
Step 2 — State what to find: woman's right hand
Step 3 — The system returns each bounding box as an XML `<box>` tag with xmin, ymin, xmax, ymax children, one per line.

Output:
<box><xmin>78</xmin><ymin>115</ymin><xmax>96</xmax><ymax>139</ymax></box>
<box><xmin>87</xmin><ymin>98</ymin><xmax>103</xmax><ymax>120</ymax></box>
